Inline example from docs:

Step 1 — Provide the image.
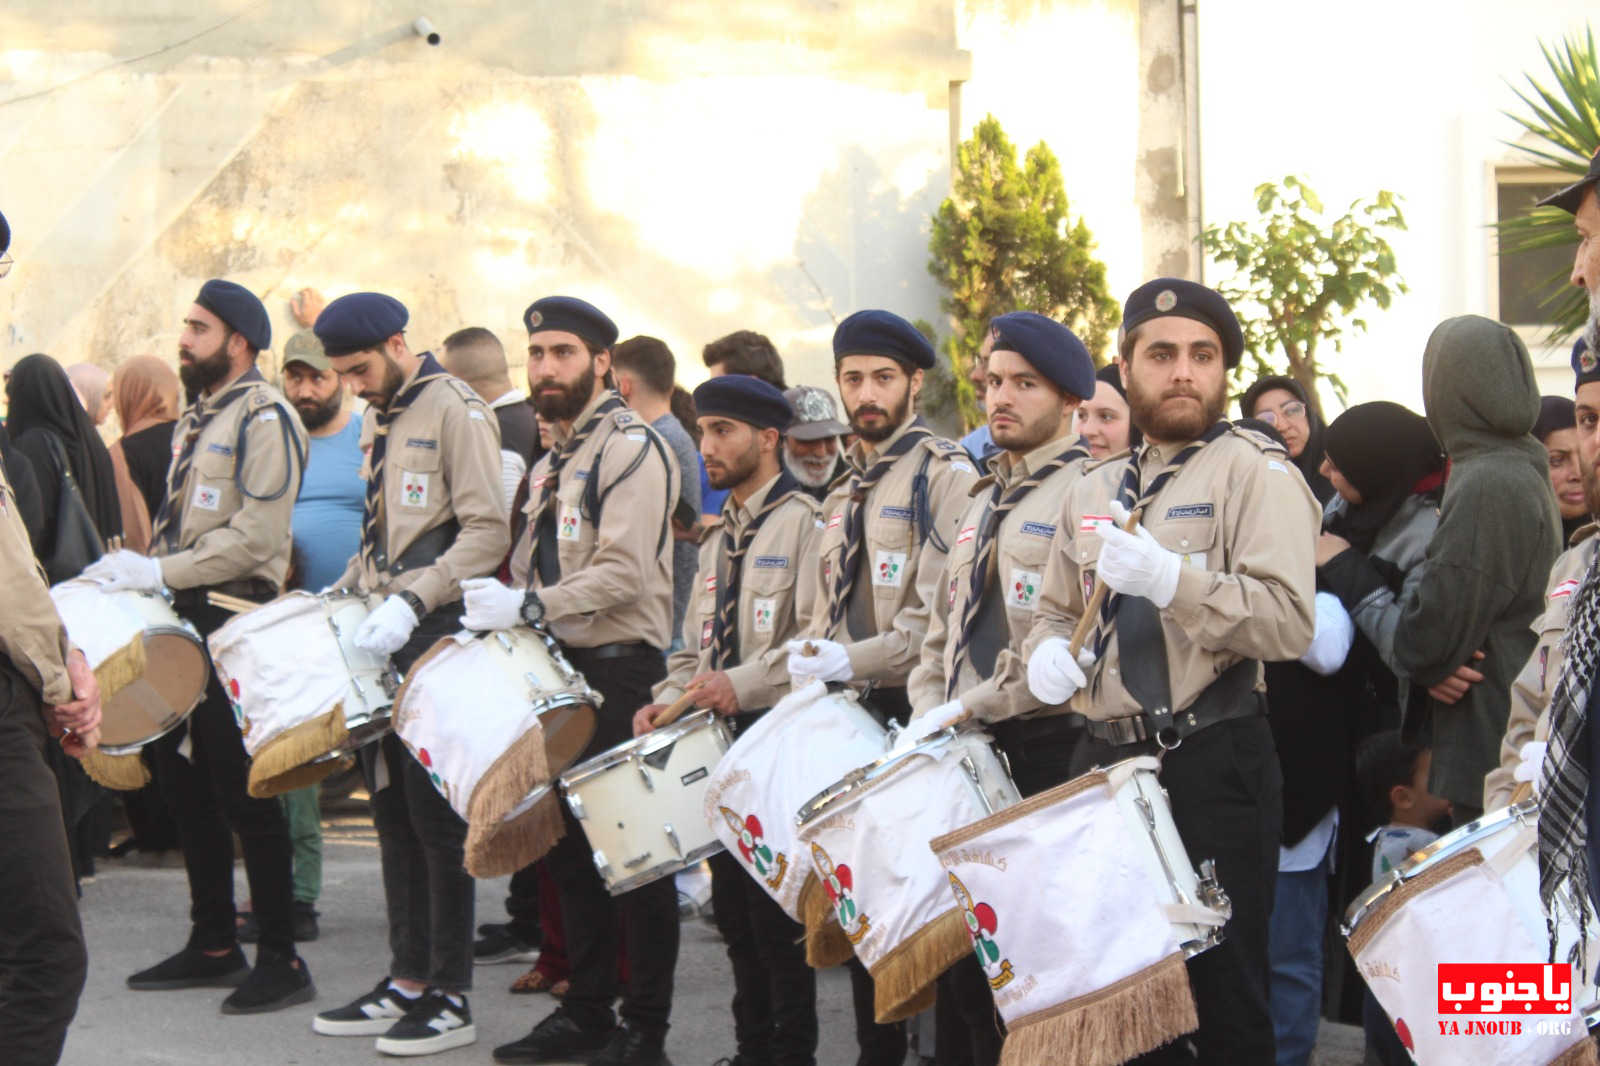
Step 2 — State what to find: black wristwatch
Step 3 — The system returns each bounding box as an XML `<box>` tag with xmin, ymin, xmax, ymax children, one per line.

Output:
<box><xmin>397</xmin><ymin>590</ymin><xmax>426</xmax><ymax>619</ymax></box>
<box><xmin>520</xmin><ymin>589</ymin><xmax>546</xmax><ymax>627</ymax></box>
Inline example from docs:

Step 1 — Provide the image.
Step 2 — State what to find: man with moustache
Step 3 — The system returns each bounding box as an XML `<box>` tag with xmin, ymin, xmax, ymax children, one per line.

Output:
<box><xmin>635</xmin><ymin>375</ymin><xmax>822</xmax><ymax>1066</ymax></box>
<box><xmin>904</xmin><ymin>312</ymin><xmax>1098</xmax><ymax>1066</ymax></box>
<box><xmin>310</xmin><ymin>293</ymin><xmax>508</xmax><ymax>1056</ymax></box>
<box><xmin>1024</xmin><ymin>279</ymin><xmax>1319</xmax><ymax>1064</ymax></box>
<box><xmin>786</xmin><ymin>309</ymin><xmax>980</xmax><ymax>1066</ymax></box>
<box><xmin>781</xmin><ymin>385</ymin><xmax>849</xmax><ymax>501</ymax></box>
<box><xmin>460</xmin><ymin>296</ymin><xmax>680</xmax><ymax>1066</ymax></box>
<box><xmin>85</xmin><ymin>279</ymin><xmax>314</xmax><ymax>1014</ymax></box>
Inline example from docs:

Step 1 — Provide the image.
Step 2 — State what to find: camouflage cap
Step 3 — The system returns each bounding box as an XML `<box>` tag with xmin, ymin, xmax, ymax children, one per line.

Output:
<box><xmin>783</xmin><ymin>385</ymin><xmax>848</xmax><ymax>440</ymax></box>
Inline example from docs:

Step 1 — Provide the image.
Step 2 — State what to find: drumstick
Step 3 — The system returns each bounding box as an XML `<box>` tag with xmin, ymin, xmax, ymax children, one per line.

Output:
<box><xmin>652</xmin><ymin>681</ymin><xmax>705</xmax><ymax>729</ymax></box>
<box><xmin>1511</xmin><ymin>781</ymin><xmax>1534</xmax><ymax>806</ymax></box>
<box><xmin>1067</xmin><ymin>507</ymin><xmax>1144</xmax><ymax>658</ymax></box>
<box><xmin>206</xmin><ymin>590</ymin><xmax>261</xmax><ymax>614</ymax></box>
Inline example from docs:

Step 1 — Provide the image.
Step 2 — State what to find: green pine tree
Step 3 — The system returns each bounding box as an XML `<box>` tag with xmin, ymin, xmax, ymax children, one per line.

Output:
<box><xmin>928</xmin><ymin>116</ymin><xmax>1119</xmax><ymax>431</ymax></box>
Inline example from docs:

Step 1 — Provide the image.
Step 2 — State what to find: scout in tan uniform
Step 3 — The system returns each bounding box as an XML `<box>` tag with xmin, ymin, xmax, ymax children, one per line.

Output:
<box><xmin>1023</xmin><ymin>279</ymin><xmax>1318</xmax><ymax>1066</ymax></box>
<box><xmin>308</xmin><ymin>292</ymin><xmax>508</xmax><ymax>1057</ymax></box>
<box><xmin>783</xmin><ymin>308</ymin><xmax>979</xmax><ymax>1066</ymax></box>
<box><xmin>460</xmin><ymin>296</ymin><xmax>679</xmax><ymax>1066</ymax></box>
<box><xmin>0</xmin><ymin>204</ymin><xmax>104</xmax><ymax>1065</ymax></box>
<box><xmin>902</xmin><ymin>312</ymin><xmax>1098</xmax><ymax>1066</ymax></box>
<box><xmin>633</xmin><ymin>374</ymin><xmax>822</xmax><ymax>1066</ymax></box>
<box><xmin>1486</xmin><ymin>338</ymin><xmax>1600</xmax><ymax>811</ymax></box>
<box><xmin>88</xmin><ymin>279</ymin><xmax>315</xmax><ymax>1014</ymax></box>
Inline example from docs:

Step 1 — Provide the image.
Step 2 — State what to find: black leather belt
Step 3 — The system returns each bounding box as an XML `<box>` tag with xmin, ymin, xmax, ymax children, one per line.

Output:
<box><xmin>1079</xmin><ymin>657</ymin><xmax>1262</xmax><ymax>749</ymax></box>
<box><xmin>580</xmin><ymin>641</ymin><xmax>660</xmax><ymax>661</ymax></box>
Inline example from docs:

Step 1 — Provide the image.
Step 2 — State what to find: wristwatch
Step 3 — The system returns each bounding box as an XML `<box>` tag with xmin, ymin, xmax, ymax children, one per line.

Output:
<box><xmin>520</xmin><ymin>589</ymin><xmax>546</xmax><ymax>627</ymax></box>
<box><xmin>398</xmin><ymin>590</ymin><xmax>426</xmax><ymax>619</ymax></box>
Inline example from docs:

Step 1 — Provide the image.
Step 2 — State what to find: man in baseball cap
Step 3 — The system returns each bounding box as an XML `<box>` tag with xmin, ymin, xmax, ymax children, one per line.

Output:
<box><xmin>781</xmin><ymin>385</ymin><xmax>848</xmax><ymax>500</ymax></box>
<box><xmin>1540</xmin><ymin>148</ymin><xmax>1600</xmax><ymax>355</ymax></box>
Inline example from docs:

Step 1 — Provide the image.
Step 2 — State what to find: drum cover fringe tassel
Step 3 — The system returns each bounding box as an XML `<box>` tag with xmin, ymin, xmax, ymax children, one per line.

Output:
<box><xmin>464</xmin><ymin>726</ymin><xmax>561</xmax><ymax>878</ymax></box>
<box><xmin>869</xmin><ymin>907</ymin><xmax>967</xmax><ymax>1023</ymax></box>
<box><xmin>246</xmin><ymin>705</ymin><xmax>351</xmax><ymax>797</ymax></box>
<box><xmin>80</xmin><ymin>748</ymin><xmax>150</xmax><ymax>790</ymax></box>
<box><xmin>78</xmin><ymin>636</ymin><xmax>152</xmax><ymax>790</ymax></box>
<box><xmin>801</xmin><ymin>873</ymin><xmax>854</xmax><ymax>968</ymax></box>
<box><xmin>999</xmin><ymin>951</ymin><xmax>1196</xmax><ymax>1066</ymax></box>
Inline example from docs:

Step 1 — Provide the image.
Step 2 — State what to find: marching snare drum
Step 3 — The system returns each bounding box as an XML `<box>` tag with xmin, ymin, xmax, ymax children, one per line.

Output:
<box><xmin>1344</xmin><ymin>801</ymin><xmax>1599</xmax><ymax>1066</ymax></box>
<box><xmin>795</xmin><ymin>727</ymin><xmax>1020</xmax><ymax>1023</ymax></box>
<box><xmin>207</xmin><ymin>590</ymin><xmax>397</xmax><ymax>797</ymax></box>
<box><xmin>560</xmin><ymin>709</ymin><xmax>733</xmax><ymax>896</ymax></box>
<box><xmin>50</xmin><ymin>579</ymin><xmax>209</xmax><ymax>755</ymax></box>
<box><xmin>929</xmin><ymin>756</ymin><xmax>1228</xmax><ymax>1066</ymax></box>
<box><xmin>393</xmin><ymin>626</ymin><xmax>598</xmax><ymax>877</ymax></box>
<box><xmin>701</xmin><ymin>682</ymin><xmax>891</xmax><ymax>925</ymax></box>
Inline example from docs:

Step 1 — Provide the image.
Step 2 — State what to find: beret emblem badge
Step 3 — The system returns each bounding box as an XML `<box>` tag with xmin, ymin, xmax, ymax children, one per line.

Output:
<box><xmin>1154</xmin><ymin>289</ymin><xmax>1178</xmax><ymax>312</ymax></box>
<box><xmin>528</xmin><ymin>310</ymin><xmax>543</xmax><ymax>328</ymax></box>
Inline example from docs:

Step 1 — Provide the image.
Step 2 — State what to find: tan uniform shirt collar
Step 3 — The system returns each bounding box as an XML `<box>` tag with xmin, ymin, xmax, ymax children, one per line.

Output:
<box><xmin>988</xmin><ymin>435</ymin><xmax>1082</xmax><ymax>489</ymax></box>
<box><xmin>726</xmin><ymin>471</ymin><xmax>786</xmax><ymax>534</ymax></box>
<box><xmin>553</xmin><ymin>388</ymin><xmax>619</xmax><ymax>446</ymax></box>
<box><xmin>846</xmin><ymin>416</ymin><xmax>921</xmax><ymax>471</ymax></box>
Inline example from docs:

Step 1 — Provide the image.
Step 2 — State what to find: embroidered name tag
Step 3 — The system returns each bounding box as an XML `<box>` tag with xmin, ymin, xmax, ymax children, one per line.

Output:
<box><xmin>205</xmin><ymin>443</ymin><xmax>234</xmax><ymax>457</ymax></box>
<box><xmin>405</xmin><ymin>438</ymin><xmax>438</xmax><ymax>450</ymax></box>
<box><xmin>879</xmin><ymin>506</ymin><xmax>914</xmax><ymax>521</ymax></box>
<box><xmin>256</xmin><ymin>410</ymin><xmax>278</xmax><ymax>423</ymax></box>
<box><xmin>573</xmin><ymin>469</ymin><xmax>590</xmax><ymax>481</ymax></box>
<box><xmin>1080</xmin><ymin>513</ymin><xmax>1112</xmax><ymax>533</ymax></box>
<box><xmin>1165</xmin><ymin>503</ymin><xmax>1214</xmax><ymax>520</ymax></box>
<box><xmin>468</xmin><ymin>410</ymin><xmax>487</xmax><ymax>422</ymax></box>
<box><xmin>1019</xmin><ymin>521</ymin><xmax>1056</xmax><ymax>538</ymax></box>
<box><xmin>753</xmin><ymin>556</ymin><xmax>789</xmax><ymax>569</ymax></box>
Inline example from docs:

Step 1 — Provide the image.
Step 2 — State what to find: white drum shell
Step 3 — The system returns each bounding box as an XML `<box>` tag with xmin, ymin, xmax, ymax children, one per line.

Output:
<box><xmin>561</xmin><ymin>711</ymin><xmax>733</xmax><ymax>895</ymax></box>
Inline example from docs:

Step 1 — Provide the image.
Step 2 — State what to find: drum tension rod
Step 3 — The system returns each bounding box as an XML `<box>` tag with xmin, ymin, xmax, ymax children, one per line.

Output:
<box><xmin>1136</xmin><ymin>795</ymin><xmax>1193</xmax><ymax>909</ymax></box>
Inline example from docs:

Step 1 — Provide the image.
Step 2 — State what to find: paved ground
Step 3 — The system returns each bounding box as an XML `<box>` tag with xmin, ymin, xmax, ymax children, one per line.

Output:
<box><xmin>60</xmin><ymin>804</ymin><xmax>1366</xmax><ymax>1066</ymax></box>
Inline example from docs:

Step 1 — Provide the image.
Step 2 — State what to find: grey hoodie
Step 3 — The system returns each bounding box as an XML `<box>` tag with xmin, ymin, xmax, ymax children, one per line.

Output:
<box><xmin>1391</xmin><ymin>315</ymin><xmax>1560</xmax><ymax>810</ymax></box>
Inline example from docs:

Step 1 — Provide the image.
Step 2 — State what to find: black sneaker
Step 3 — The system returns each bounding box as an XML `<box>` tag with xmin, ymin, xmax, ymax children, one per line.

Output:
<box><xmin>475</xmin><ymin>925</ymin><xmax>540</xmax><ymax>965</ymax></box>
<box><xmin>492</xmin><ymin>1008</ymin><xmax>617</xmax><ymax>1064</ymax></box>
<box><xmin>314</xmin><ymin>977</ymin><xmax>421</xmax><ymax>1036</ymax></box>
<box><xmin>374</xmin><ymin>989</ymin><xmax>476</xmax><ymax>1056</ymax></box>
<box><xmin>220</xmin><ymin>949</ymin><xmax>315</xmax><ymax>1014</ymax></box>
<box><xmin>127</xmin><ymin>944</ymin><xmax>250</xmax><ymax>990</ymax></box>
<box><xmin>292</xmin><ymin>901</ymin><xmax>320</xmax><ymax>942</ymax></box>
<box><xmin>593</xmin><ymin>1027</ymin><xmax>672</xmax><ymax>1066</ymax></box>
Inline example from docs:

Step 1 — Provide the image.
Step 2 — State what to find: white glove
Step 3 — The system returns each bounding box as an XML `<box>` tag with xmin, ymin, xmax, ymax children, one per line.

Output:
<box><xmin>1027</xmin><ymin>637</ymin><xmax>1092</xmax><ymax>705</ymax></box>
<box><xmin>1298</xmin><ymin>592</ymin><xmax>1356</xmax><ymax>676</ymax></box>
<box><xmin>786</xmin><ymin>638</ymin><xmax>853</xmax><ymax>685</ymax></box>
<box><xmin>461</xmin><ymin>577</ymin><xmax>523</xmax><ymax>631</ymax></box>
<box><xmin>1095</xmin><ymin>501</ymin><xmax>1182</xmax><ymax>608</ymax></box>
<box><xmin>354</xmin><ymin>594</ymin><xmax>419</xmax><ymax>656</ymax></box>
<box><xmin>82</xmin><ymin>549</ymin><xmax>165</xmax><ymax>593</ymax></box>
<box><xmin>1513</xmin><ymin>741</ymin><xmax>1548</xmax><ymax>795</ymax></box>
<box><xmin>894</xmin><ymin>699</ymin><xmax>969</xmax><ymax>753</ymax></box>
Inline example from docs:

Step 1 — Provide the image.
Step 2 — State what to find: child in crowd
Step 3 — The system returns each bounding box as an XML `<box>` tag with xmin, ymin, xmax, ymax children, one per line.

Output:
<box><xmin>1355</xmin><ymin>730</ymin><xmax>1455</xmax><ymax>1065</ymax></box>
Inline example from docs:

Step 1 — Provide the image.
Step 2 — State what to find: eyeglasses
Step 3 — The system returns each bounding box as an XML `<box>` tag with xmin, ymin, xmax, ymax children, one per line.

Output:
<box><xmin>0</xmin><ymin>252</ymin><xmax>12</xmax><ymax>280</ymax></box>
<box><xmin>1257</xmin><ymin>401</ymin><xmax>1307</xmax><ymax>426</ymax></box>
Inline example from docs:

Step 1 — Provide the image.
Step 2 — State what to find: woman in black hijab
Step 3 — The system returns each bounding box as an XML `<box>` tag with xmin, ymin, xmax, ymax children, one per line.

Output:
<box><xmin>1320</xmin><ymin>401</ymin><xmax>1446</xmax><ymax>557</ymax></box>
<box><xmin>5</xmin><ymin>352</ymin><xmax>122</xmax><ymax>556</ymax></box>
<box><xmin>1242</xmin><ymin>374</ymin><xmax>1335</xmax><ymax>504</ymax></box>
<box><xmin>1532</xmin><ymin>395</ymin><xmax>1588</xmax><ymax>545</ymax></box>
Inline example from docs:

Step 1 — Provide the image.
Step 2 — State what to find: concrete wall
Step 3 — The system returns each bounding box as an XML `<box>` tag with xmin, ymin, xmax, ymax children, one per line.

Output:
<box><xmin>1196</xmin><ymin>0</ymin><xmax>1594</xmax><ymax>413</ymax></box>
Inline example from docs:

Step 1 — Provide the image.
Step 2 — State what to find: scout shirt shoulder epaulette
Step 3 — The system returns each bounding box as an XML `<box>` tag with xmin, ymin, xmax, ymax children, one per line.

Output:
<box><xmin>920</xmin><ymin>435</ymin><xmax>979</xmax><ymax>473</ymax></box>
<box><xmin>1227</xmin><ymin>422</ymin><xmax>1292</xmax><ymax>457</ymax></box>
<box><xmin>1569</xmin><ymin>521</ymin><xmax>1598</xmax><ymax>548</ymax></box>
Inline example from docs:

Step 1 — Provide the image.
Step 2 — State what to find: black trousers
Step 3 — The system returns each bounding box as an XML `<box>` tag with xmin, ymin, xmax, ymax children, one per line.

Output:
<box><xmin>501</xmin><ymin>861</ymin><xmax>543</xmax><ymax>944</ymax></box>
<box><xmin>0</xmin><ymin>665</ymin><xmax>87</xmax><ymax>1066</ymax></box>
<box><xmin>146</xmin><ymin>600</ymin><xmax>295</xmax><ymax>957</ymax></box>
<box><xmin>359</xmin><ymin>603</ymin><xmax>474</xmax><ymax>991</ymax></box>
<box><xmin>709</xmin><ymin>850</ymin><xmax>818</xmax><ymax>1066</ymax></box>
<box><xmin>1069</xmin><ymin>714</ymin><xmax>1282</xmax><ymax>1066</ymax></box>
<box><xmin>935</xmin><ymin>713</ymin><xmax>1089</xmax><ymax>1066</ymax></box>
<box><xmin>544</xmin><ymin>645</ymin><xmax>678</xmax><ymax>1037</ymax></box>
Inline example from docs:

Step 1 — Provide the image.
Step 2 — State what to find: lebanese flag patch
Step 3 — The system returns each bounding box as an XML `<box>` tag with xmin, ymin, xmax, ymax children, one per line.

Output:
<box><xmin>956</xmin><ymin>525</ymin><xmax>977</xmax><ymax>546</ymax></box>
<box><xmin>1080</xmin><ymin>513</ymin><xmax>1112</xmax><ymax>533</ymax></box>
<box><xmin>1552</xmin><ymin>578</ymin><xmax>1580</xmax><ymax>600</ymax></box>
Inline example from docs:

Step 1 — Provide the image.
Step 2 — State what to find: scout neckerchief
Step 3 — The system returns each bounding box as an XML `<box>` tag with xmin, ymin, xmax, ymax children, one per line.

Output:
<box><xmin>360</xmin><ymin>353</ymin><xmax>448</xmax><ymax>574</ymax></box>
<box><xmin>1089</xmin><ymin>421</ymin><xmax>1230</xmax><ymax>658</ymax></box>
<box><xmin>1539</xmin><ymin>544</ymin><xmax>1600</xmax><ymax>972</ymax></box>
<box><xmin>709</xmin><ymin>470</ymin><xmax>803</xmax><ymax>669</ymax></box>
<box><xmin>946</xmin><ymin>440</ymin><xmax>1089</xmax><ymax>698</ymax></box>
<box><xmin>150</xmin><ymin>367</ymin><xmax>265</xmax><ymax>551</ymax></box>
<box><xmin>823</xmin><ymin>419</ymin><xmax>932</xmax><ymax>634</ymax></box>
<box><xmin>525</xmin><ymin>392</ymin><xmax>627</xmax><ymax>581</ymax></box>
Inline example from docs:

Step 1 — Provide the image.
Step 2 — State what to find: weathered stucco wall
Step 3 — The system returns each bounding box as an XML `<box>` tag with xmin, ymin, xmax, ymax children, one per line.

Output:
<box><xmin>0</xmin><ymin>0</ymin><xmax>1149</xmax><ymax>406</ymax></box>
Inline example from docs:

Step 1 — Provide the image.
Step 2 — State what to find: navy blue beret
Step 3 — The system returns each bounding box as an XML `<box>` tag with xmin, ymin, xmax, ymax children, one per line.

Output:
<box><xmin>195</xmin><ymin>279</ymin><xmax>271</xmax><ymax>352</ymax></box>
<box><xmin>832</xmin><ymin>309</ymin><xmax>935</xmax><ymax>370</ymax></box>
<box><xmin>524</xmin><ymin>296</ymin><xmax>618</xmax><ymax>350</ymax></box>
<box><xmin>1121</xmin><ymin>278</ymin><xmax>1245</xmax><ymax>368</ymax></box>
<box><xmin>987</xmin><ymin>312</ymin><xmax>1097</xmax><ymax>400</ymax></box>
<box><xmin>1574</xmin><ymin>337</ymin><xmax>1599</xmax><ymax>391</ymax></box>
<box><xmin>314</xmin><ymin>292</ymin><xmax>409</xmax><ymax>357</ymax></box>
<box><xmin>693</xmin><ymin>374</ymin><xmax>793</xmax><ymax>432</ymax></box>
